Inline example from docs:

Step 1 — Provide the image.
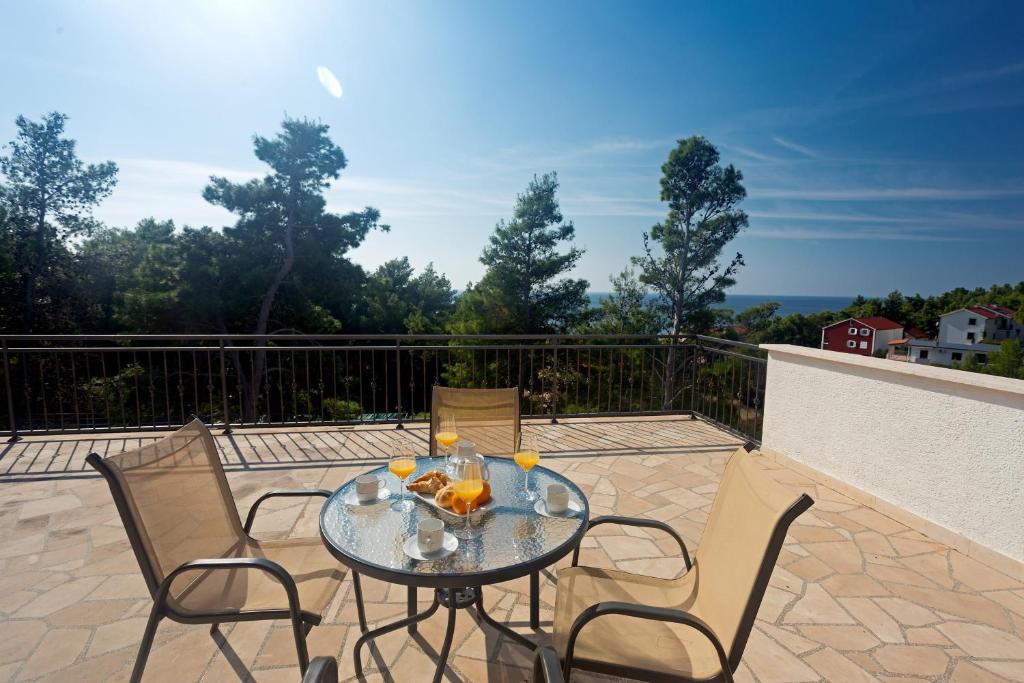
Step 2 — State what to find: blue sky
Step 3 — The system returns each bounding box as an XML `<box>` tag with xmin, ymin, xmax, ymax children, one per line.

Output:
<box><xmin>2</xmin><ymin>1</ymin><xmax>1023</xmax><ymax>297</ymax></box>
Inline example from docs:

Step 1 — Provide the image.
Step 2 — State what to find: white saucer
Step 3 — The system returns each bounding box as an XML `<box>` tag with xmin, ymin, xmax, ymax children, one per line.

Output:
<box><xmin>403</xmin><ymin>532</ymin><xmax>459</xmax><ymax>561</ymax></box>
<box><xmin>534</xmin><ymin>498</ymin><xmax>582</xmax><ymax>518</ymax></box>
<box><xmin>343</xmin><ymin>488</ymin><xmax>392</xmax><ymax>506</ymax></box>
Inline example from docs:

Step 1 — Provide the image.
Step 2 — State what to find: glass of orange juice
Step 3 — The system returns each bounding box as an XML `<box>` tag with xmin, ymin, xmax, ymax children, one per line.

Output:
<box><xmin>435</xmin><ymin>412</ymin><xmax>459</xmax><ymax>471</ymax></box>
<box><xmin>389</xmin><ymin>439</ymin><xmax>418</xmax><ymax>512</ymax></box>
<box><xmin>514</xmin><ymin>434</ymin><xmax>540</xmax><ymax>501</ymax></box>
<box><xmin>452</xmin><ymin>453</ymin><xmax>485</xmax><ymax>539</ymax></box>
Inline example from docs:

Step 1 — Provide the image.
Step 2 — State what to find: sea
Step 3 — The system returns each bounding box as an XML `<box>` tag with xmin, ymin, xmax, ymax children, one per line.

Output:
<box><xmin>587</xmin><ymin>293</ymin><xmax>854</xmax><ymax>318</ymax></box>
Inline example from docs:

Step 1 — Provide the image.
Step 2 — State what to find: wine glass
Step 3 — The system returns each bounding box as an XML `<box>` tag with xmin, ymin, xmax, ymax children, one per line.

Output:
<box><xmin>388</xmin><ymin>439</ymin><xmax>417</xmax><ymax>512</ymax></box>
<box><xmin>452</xmin><ymin>451</ymin><xmax>486</xmax><ymax>539</ymax></box>
<box><xmin>514</xmin><ymin>434</ymin><xmax>540</xmax><ymax>501</ymax></box>
<box><xmin>435</xmin><ymin>412</ymin><xmax>459</xmax><ymax>470</ymax></box>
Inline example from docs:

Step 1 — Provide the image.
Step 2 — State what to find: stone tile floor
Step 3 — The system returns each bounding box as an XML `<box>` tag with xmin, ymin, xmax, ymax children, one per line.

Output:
<box><xmin>0</xmin><ymin>416</ymin><xmax>1021</xmax><ymax>682</ymax></box>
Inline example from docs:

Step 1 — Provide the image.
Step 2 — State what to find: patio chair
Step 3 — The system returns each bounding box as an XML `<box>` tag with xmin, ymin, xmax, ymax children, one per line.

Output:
<box><xmin>554</xmin><ymin>443</ymin><xmax>814</xmax><ymax>683</ymax></box>
<box><xmin>429</xmin><ymin>386</ymin><xmax>520</xmax><ymax>457</ymax></box>
<box><xmin>87</xmin><ymin>419</ymin><xmax>345</xmax><ymax>682</ymax></box>
<box><xmin>302</xmin><ymin>657</ymin><xmax>339</xmax><ymax>683</ymax></box>
<box><xmin>533</xmin><ymin>646</ymin><xmax>565</xmax><ymax>683</ymax></box>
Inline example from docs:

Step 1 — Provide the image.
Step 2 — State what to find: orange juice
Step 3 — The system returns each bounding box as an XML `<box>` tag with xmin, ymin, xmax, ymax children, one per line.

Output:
<box><xmin>453</xmin><ymin>478</ymin><xmax>484</xmax><ymax>504</ymax></box>
<box><xmin>435</xmin><ymin>431</ymin><xmax>459</xmax><ymax>449</ymax></box>
<box><xmin>513</xmin><ymin>449</ymin><xmax>539</xmax><ymax>472</ymax></box>
<box><xmin>388</xmin><ymin>458</ymin><xmax>417</xmax><ymax>480</ymax></box>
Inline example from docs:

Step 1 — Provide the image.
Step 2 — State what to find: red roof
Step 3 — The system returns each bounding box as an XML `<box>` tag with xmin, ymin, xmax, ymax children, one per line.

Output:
<box><xmin>967</xmin><ymin>306</ymin><xmax>999</xmax><ymax>319</ymax></box>
<box><xmin>823</xmin><ymin>316</ymin><xmax>903</xmax><ymax>331</ymax></box>
<box><xmin>852</xmin><ymin>316</ymin><xmax>903</xmax><ymax>330</ymax></box>
<box><xmin>904</xmin><ymin>327</ymin><xmax>929</xmax><ymax>339</ymax></box>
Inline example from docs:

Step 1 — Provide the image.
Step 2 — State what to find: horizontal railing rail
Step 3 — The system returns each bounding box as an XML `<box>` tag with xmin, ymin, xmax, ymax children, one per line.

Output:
<box><xmin>0</xmin><ymin>334</ymin><xmax>765</xmax><ymax>443</ymax></box>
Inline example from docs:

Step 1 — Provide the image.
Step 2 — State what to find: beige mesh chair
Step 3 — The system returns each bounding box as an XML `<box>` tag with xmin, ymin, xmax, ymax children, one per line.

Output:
<box><xmin>87</xmin><ymin>419</ymin><xmax>345</xmax><ymax>682</ymax></box>
<box><xmin>429</xmin><ymin>386</ymin><xmax>520</xmax><ymax>457</ymax></box>
<box><xmin>554</xmin><ymin>443</ymin><xmax>813</xmax><ymax>682</ymax></box>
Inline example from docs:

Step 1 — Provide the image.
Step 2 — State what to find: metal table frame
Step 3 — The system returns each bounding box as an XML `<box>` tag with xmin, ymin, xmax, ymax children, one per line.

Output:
<box><xmin>319</xmin><ymin>463</ymin><xmax>590</xmax><ymax>683</ymax></box>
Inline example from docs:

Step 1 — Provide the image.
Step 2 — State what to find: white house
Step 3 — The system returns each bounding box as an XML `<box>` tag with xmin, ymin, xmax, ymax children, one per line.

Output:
<box><xmin>908</xmin><ymin>304</ymin><xmax>1020</xmax><ymax>366</ymax></box>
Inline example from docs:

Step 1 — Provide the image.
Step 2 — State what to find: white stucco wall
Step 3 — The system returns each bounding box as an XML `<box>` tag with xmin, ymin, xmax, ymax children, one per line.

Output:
<box><xmin>761</xmin><ymin>344</ymin><xmax>1024</xmax><ymax>564</ymax></box>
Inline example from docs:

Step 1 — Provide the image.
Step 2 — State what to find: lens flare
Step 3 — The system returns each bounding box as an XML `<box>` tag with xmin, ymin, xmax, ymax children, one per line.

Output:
<box><xmin>316</xmin><ymin>66</ymin><xmax>342</xmax><ymax>98</ymax></box>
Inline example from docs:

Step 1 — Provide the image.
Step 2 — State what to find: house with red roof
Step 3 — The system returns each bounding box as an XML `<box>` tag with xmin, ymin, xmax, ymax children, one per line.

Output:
<box><xmin>820</xmin><ymin>316</ymin><xmax>904</xmax><ymax>356</ymax></box>
<box><xmin>908</xmin><ymin>304</ymin><xmax>1022</xmax><ymax>366</ymax></box>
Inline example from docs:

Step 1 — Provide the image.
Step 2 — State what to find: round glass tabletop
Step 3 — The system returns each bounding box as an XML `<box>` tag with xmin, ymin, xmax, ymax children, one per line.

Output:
<box><xmin>319</xmin><ymin>456</ymin><xmax>589</xmax><ymax>588</ymax></box>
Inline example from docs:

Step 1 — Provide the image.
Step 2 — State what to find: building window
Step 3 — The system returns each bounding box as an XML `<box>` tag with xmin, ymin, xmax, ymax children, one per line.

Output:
<box><xmin>952</xmin><ymin>352</ymin><xmax>963</xmax><ymax>362</ymax></box>
<box><xmin>859</xmin><ymin>341</ymin><xmax>868</xmax><ymax>349</ymax></box>
<box><xmin>859</xmin><ymin>328</ymin><xmax>870</xmax><ymax>336</ymax></box>
<box><xmin>967</xmin><ymin>332</ymin><xmax>976</xmax><ymax>342</ymax></box>
<box><xmin>846</xmin><ymin>340</ymin><xmax>857</xmax><ymax>348</ymax></box>
<box><xmin>920</xmin><ymin>350</ymin><xmax>929</xmax><ymax>360</ymax></box>
<box><xmin>977</xmin><ymin>353</ymin><xmax>988</xmax><ymax>364</ymax></box>
<box><xmin>848</xmin><ymin>327</ymin><xmax>858</xmax><ymax>335</ymax></box>
<box><xmin>968</xmin><ymin>318</ymin><xmax>977</xmax><ymax>325</ymax></box>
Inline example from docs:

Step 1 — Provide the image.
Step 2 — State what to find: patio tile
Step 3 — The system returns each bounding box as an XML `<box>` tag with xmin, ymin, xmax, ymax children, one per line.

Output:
<box><xmin>803</xmin><ymin>647</ymin><xmax>881</xmax><ymax>682</ymax></box>
<box><xmin>873</xmin><ymin>644</ymin><xmax>949</xmax><ymax>676</ymax></box>
<box><xmin>16</xmin><ymin>627</ymin><xmax>91</xmax><ymax>680</ymax></box>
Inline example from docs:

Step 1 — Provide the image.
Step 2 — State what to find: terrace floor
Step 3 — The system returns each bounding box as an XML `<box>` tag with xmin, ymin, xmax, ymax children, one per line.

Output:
<box><xmin>0</xmin><ymin>417</ymin><xmax>1022</xmax><ymax>683</ymax></box>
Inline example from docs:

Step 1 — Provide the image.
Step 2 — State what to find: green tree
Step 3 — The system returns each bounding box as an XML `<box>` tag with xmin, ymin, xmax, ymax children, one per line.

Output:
<box><xmin>588</xmin><ymin>268</ymin><xmax>664</xmax><ymax>335</ymax></box>
<box><xmin>634</xmin><ymin>136</ymin><xmax>747</xmax><ymax>408</ymax></box>
<box><xmin>451</xmin><ymin>173</ymin><xmax>588</xmax><ymax>333</ymax></box>
<box><xmin>734</xmin><ymin>301</ymin><xmax>781</xmax><ymax>335</ymax></box>
<box><xmin>362</xmin><ymin>257</ymin><xmax>455</xmax><ymax>333</ymax></box>
<box><xmin>985</xmin><ymin>339</ymin><xmax>1024</xmax><ymax>379</ymax></box>
<box><xmin>203</xmin><ymin>117</ymin><xmax>387</xmax><ymax>419</ymax></box>
<box><xmin>0</xmin><ymin>113</ymin><xmax>117</xmax><ymax>330</ymax></box>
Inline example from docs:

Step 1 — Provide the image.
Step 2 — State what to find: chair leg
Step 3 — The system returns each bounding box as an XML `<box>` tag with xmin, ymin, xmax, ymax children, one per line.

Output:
<box><xmin>292</xmin><ymin>614</ymin><xmax>310</xmax><ymax>674</ymax></box>
<box><xmin>130</xmin><ymin>601</ymin><xmax>162</xmax><ymax>683</ymax></box>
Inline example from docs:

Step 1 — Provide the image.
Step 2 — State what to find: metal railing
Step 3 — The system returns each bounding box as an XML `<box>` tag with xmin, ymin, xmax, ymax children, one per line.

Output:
<box><xmin>0</xmin><ymin>333</ymin><xmax>767</xmax><ymax>442</ymax></box>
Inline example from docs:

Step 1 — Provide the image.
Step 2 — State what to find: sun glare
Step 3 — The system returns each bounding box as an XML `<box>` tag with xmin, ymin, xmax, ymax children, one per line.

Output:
<box><xmin>317</xmin><ymin>66</ymin><xmax>343</xmax><ymax>99</ymax></box>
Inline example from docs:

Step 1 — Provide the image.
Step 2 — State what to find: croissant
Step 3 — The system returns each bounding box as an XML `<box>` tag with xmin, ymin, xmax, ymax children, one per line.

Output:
<box><xmin>434</xmin><ymin>483</ymin><xmax>456</xmax><ymax>509</ymax></box>
<box><xmin>408</xmin><ymin>476</ymin><xmax>442</xmax><ymax>494</ymax></box>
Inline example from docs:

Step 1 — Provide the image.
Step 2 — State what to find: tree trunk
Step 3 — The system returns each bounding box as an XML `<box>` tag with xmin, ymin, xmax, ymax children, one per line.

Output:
<box><xmin>661</xmin><ymin>311</ymin><xmax>682</xmax><ymax>411</ymax></box>
<box><xmin>23</xmin><ymin>203</ymin><xmax>47</xmax><ymax>332</ymax></box>
<box><xmin>244</xmin><ymin>196</ymin><xmax>298</xmax><ymax>423</ymax></box>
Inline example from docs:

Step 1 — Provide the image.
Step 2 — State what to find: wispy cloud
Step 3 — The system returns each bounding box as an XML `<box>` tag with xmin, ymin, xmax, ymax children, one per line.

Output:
<box><xmin>745</xmin><ymin>227</ymin><xmax>965</xmax><ymax>242</ymax></box>
<box><xmin>771</xmin><ymin>136</ymin><xmax>818</xmax><ymax>159</ymax></box>
<box><xmin>752</xmin><ymin>185</ymin><xmax>1024</xmax><ymax>201</ymax></box>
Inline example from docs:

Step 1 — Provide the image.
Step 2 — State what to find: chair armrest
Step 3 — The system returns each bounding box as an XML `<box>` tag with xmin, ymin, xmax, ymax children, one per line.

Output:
<box><xmin>158</xmin><ymin>557</ymin><xmax>303</xmax><ymax>618</ymax></box>
<box><xmin>244</xmin><ymin>488</ymin><xmax>332</xmax><ymax>534</ymax></box>
<box><xmin>572</xmin><ymin>515</ymin><xmax>691</xmax><ymax>570</ymax></box>
<box><xmin>532</xmin><ymin>645</ymin><xmax>564</xmax><ymax>683</ymax></box>
<box><xmin>303</xmin><ymin>656</ymin><xmax>339</xmax><ymax>683</ymax></box>
<box><xmin>564</xmin><ymin>601</ymin><xmax>732</xmax><ymax>683</ymax></box>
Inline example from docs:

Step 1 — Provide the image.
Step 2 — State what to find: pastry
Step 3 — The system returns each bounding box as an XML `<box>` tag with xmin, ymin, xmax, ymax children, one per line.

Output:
<box><xmin>434</xmin><ymin>483</ymin><xmax>456</xmax><ymax>509</ymax></box>
<box><xmin>407</xmin><ymin>470</ymin><xmax>450</xmax><ymax>494</ymax></box>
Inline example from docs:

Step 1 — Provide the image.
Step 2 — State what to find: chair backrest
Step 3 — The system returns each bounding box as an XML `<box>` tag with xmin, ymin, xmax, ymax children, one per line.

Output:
<box><xmin>87</xmin><ymin>419</ymin><xmax>245</xmax><ymax>597</ymax></box>
<box><xmin>429</xmin><ymin>386</ymin><xmax>520</xmax><ymax>457</ymax></box>
<box><xmin>692</xmin><ymin>445</ymin><xmax>813</xmax><ymax>671</ymax></box>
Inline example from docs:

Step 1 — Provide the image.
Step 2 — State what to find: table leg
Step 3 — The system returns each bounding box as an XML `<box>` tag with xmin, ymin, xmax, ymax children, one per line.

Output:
<box><xmin>473</xmin><ymin>586</ymin><xmax>537</xmax><ymax>651</ymax></box>
<box><xmin>407</xmin><ymin>585</ymin><xmax>418</xmax><ymax>634</ymax></box>
<box><xmin>432</xmin><ymin>597</ymin><xmax>458</xmax><ymax>683</ymax></box>
<box><xmin>354</xmin><ymin>594</ymin><xmax>440</xmax><ymax>678</ymax></box>
<box><xmin>530</xmin><ymin>571</ymin><xmax>540</xmax><ymax>629</ymax></box>
<box><xmin>352</xmin><ymin>571</ymin><xmax>368</xmax><ymax>634</ymax></box>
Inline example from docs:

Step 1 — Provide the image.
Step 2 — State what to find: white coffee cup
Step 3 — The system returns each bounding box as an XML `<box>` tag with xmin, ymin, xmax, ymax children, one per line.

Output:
<box><xmin>546</xmin><ymin>483</ymin><xmax>569</xmax><ymax>515</ymax></box>
<box><xmin>355</xmin><ymin>474</ymin><xmax>385</xmax><ymax>502</ymax></box>
<box><xmin>417</xmin><ymin>518</ymin><xmax>445</xmax><ymax>554</ymax></box>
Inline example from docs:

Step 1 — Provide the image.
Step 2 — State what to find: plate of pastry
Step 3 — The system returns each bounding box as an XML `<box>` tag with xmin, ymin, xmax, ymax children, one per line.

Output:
<box><xmin>406</xmin><ymin>469</ymin><xmax>494</xmax><ymax>518</ymax></box>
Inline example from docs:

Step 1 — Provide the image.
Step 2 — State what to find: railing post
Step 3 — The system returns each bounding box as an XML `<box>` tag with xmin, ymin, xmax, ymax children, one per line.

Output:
<box><xmin>550</xmin><ymin>337</ymin><xmax>559</xmax><ymax>424</ymax></box>
<box><xmin>2</xmin><ymin>339</ymin><xmax>18</xmax><ymax>442</ymax></box>
<box><xmin>394</xmin><ymin>338</ymin><xmax>404</xmax><ymax>429</ymax></box>
<box><xmin>689</xmin><ymin>339</ymin><xmax>698</xmax><ymax>419</ymax></box>
<box><xmin>219</xmin><ymin>338</ymin><xmax>231</xmax><ymax>433</ymax></box>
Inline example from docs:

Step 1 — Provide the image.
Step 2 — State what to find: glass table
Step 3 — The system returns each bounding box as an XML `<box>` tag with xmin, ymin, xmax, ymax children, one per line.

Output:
<box><xmin>319</xmin><ymin>456</ymin><xmax>589</xmax><ymax>683</ymax></box>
